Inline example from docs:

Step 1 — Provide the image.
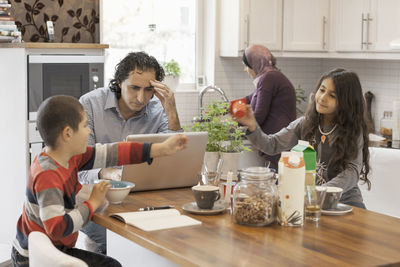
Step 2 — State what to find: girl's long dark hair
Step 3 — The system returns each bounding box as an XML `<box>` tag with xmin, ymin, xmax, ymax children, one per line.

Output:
<box><xmin>301</xmin><ymin>68</ymin><xmax>371</xmax><ymax>189</ymax></box>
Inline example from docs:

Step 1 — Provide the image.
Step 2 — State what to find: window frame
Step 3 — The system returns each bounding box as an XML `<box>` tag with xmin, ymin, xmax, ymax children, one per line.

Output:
<box><xmin>99</xmin><ymin>0</ymin><xmax>203</xmax><ymax>92</ymax></box>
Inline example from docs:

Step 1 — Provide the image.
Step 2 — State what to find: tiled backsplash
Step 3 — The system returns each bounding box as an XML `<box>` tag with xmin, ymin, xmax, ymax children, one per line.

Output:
<box><xmin>176</xmin><ymin>57</ymin><xmax>400</xmax><ymax>132</ymax></box>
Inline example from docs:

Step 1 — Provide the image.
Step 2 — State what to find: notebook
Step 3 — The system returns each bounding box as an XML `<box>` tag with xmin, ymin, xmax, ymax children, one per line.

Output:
<box><xmin>123</xmin><ymin>131</ymin><xmax>208</xmax><ymax>191</ymax></box>
<box><xmin>109</xmin><ymin>209</ymin><xmax>201</xmax><ymax>231</ymax></box>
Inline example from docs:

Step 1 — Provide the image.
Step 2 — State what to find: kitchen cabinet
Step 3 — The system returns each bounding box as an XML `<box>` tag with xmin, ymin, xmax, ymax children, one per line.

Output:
<box><xmin>219</xmin><ymin>0</ymin><xmax>282</xmax><ymax>57</ymax></box>
<box><xmin>335</xmin><ymin>0</ymin><xmax>400</xmax><ymax>51</ymax></box>
<box><xmin>283</xmin><ymin>0</ymin><xmax>330</xmax><ymax>51</ymax></box>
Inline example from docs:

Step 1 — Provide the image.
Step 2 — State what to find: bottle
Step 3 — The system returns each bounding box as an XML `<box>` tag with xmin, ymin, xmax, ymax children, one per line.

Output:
<box><xmin>232</xmin><ymin>167</ymin><xmax>277</xmax><ymax>226</ymax></box>
<box><xmin>380</xmin><ymin>111</ymin><xmax>393</xmax><ymax>140</ymax></box>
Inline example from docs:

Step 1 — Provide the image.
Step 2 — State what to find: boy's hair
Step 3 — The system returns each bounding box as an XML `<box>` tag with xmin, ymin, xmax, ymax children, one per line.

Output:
<box><xmin>109</xmin><ymin>51</ymin><xmax>165</xmax><ymax>99</ymax></box>
<box><xmin>37</xmin><ymin>95</ymin><xmax>84</xmax><ymax>148</ymax></box>
<box><xmin>302</xmin><ymin>68</ymin><xmax>371</xmax><ymax>189</ymax></box>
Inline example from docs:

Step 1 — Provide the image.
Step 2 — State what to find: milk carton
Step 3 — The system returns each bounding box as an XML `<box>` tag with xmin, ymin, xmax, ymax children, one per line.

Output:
<box><xmin>291</xmin><ymin>140</ymin><xmax>316</xmax><ymax>186</ymax></box>
<box><xmin>277</xmin><ymin>151</ymin><xmax>305</xmax><ymax>226</ymax></box>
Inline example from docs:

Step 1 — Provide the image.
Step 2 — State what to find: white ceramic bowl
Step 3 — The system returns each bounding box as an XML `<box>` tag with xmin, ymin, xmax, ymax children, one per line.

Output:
<box><xmin>105</xmin><ymin>181</ymin><xmax>135</xmax><ymax>204</ymax></box>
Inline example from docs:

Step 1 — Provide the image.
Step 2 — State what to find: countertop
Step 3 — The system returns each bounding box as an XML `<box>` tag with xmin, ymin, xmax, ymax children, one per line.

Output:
<box><xmin>0</xmin><ymin>42</ymin><xmax>109</xmax><ymax>49</ymax></box>
<box><xmin>93</xmin><ymin>188</ymin><xmax>400</xmax><ymax>267</ymax></box>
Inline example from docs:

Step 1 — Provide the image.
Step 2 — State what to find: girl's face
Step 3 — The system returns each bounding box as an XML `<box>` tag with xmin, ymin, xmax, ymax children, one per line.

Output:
<box><xmin>315</xmin><ymin>78</ymin><xmax>337</xmax><ymax>120</ymax></box>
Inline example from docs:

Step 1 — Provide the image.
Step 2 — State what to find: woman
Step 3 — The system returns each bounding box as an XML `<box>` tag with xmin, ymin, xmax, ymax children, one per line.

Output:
<box><xmin>242</xmin><ymin>44</ymin><xmax>297</xmax><ymax>169</ymax></box>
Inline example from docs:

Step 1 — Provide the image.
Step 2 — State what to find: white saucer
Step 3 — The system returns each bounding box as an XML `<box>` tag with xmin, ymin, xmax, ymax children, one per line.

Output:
<box><xmin>322</xmin><ymin>203</ymin><xmax>353</xmax><ymax>216</ymax></box>
<box><xmin>182</xmin><ymin>201</ymin><xmax>226</xmax><ymax>215</ymax></box>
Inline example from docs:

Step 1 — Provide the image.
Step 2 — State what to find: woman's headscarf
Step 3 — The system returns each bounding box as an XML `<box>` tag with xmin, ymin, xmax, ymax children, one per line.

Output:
<box><xmin>243</xmin><ymin>45</ymin><xmax>275</xmax><ymax>77</ymax></box>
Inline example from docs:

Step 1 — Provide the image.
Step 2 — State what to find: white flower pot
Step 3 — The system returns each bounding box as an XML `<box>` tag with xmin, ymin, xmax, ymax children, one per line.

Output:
<box><xmin>220</xmin><ymin>152</ymin><xmax>241</xmax><ymax>181</ymax></box>
<box><xmin>203</xmin><ymin>151</ymin><xmax>220</xmax><ymax>172</ymax></box>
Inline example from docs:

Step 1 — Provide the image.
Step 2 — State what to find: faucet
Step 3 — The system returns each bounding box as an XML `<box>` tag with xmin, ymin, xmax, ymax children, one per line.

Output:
<box><xmin>197</xmin><ymin>85</ymin><xmax>229</xmax><ymax>120</ymax></box>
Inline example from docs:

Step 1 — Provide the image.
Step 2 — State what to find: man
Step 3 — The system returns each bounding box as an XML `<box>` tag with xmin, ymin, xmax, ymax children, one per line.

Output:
<box><xmin>78</xmin><ymin>51</ymin><xmax>182</xmax><ymax>253</ymax></box>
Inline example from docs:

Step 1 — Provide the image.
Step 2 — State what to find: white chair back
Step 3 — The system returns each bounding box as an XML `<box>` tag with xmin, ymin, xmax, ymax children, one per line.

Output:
<box><xmin>359</xmin><ymin>147</ymin><xmax>400</xmax><ymax>218</ymax></box>
<box><xmin>28</xmin><ymin>231</ymin><xmax>88</xmax><ymax>267</ymax></box>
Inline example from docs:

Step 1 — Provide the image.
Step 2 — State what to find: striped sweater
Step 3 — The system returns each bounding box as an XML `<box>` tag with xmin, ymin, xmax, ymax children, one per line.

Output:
<box><xmin>13</xmin><ymin>142</ymin><xmax>152</xmax><ymax>257</ymax></box>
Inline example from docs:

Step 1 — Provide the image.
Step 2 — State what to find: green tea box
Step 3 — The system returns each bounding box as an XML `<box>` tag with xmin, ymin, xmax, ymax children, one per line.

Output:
<box><xmin>291</xmin><ymin>140</ymin><xmax>316</xmax><ymax>186</ymax></box>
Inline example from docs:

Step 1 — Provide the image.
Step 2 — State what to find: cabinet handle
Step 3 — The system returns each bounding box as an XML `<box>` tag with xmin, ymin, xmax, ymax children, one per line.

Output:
<box><xmin>245</xmin><ymin>14</ymin><xmax>249</xmax><ymax>47</ymax></box>
<box><xmin>322</xmin><ymin>16</ymin><xmax>327</xmax><ymax>50</ymax></box>
<box><xmin>361</xmin><ymin>13</ymin><xmax>367</xmax><ymax>49</ymax></box>
<box><xmin>366</xmin><ymin>13</ymin><xmax>373</xmax><ymax>49</ymax></box>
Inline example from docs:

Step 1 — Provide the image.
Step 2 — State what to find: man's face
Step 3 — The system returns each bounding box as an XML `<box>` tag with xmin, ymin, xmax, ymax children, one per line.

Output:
<box><xmin>119</xmin><ymin>70</ymin><xmax>156</xmax><ymax>114</ymax></box>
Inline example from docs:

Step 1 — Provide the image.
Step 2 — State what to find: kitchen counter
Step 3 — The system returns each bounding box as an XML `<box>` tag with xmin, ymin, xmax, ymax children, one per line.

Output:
<box><xmin>0</xmin><ymin>42</ymin><xmax>109</xmax><ymax>49</ymax></box>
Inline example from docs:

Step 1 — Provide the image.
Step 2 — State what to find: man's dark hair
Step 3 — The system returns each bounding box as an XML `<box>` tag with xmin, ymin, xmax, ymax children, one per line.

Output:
<box><xmin>109</xmin><ymin>52</ymin><xmax>165</xmax><ymax>99</ymax></box>
<box><xmin>37</xmin><ymin>95</ymin><xmax>84</xmax><ymax>148</ymax></box>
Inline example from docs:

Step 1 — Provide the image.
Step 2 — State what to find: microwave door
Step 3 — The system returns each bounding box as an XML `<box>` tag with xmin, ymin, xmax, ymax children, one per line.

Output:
<box><xmin>43</xmin><ymin>63</ymin><xmax>89</xmax><ymax>100</ymax></box>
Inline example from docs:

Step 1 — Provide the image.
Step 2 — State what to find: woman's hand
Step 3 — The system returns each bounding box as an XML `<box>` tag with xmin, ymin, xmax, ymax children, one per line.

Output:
<box><xmin>150</xmin><ymin>134</ymin><xmax>188</xmax><ymax>158</ymax></box>
<box><xmin>231</xmin><ymin>105</ymin><xmax>258</xmax><ymax>132</ymax></box>
<box><xmin>88</xmin><ymin>180</ymin><xmax>110</xmax><ymax>212</ymax></box>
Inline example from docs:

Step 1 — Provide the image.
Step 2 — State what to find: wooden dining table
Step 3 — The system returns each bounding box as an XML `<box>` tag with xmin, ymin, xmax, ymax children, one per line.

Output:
<box><xmin>93</xmin><ymin>187</ymin><xmax>400</xmax><ymax>267</ymax></box>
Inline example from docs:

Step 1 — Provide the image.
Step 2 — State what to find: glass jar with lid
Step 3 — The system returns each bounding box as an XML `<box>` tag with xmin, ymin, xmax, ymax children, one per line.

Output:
<box><xmin>232</xmin><ymin>167</ymin><xmax>277</xmax><ymax>226</ymax></box>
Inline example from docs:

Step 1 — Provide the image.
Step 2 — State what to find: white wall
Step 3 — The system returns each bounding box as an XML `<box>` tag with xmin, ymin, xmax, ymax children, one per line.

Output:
<box><xmin>176</xmin><ymin>56</ymin><xmax>400</xmax><ymax>133</ymax></box>
<box><xmin>0</xmin><ymin>48</ymin><xmax>28</xmax><ymax>245</ymax></box>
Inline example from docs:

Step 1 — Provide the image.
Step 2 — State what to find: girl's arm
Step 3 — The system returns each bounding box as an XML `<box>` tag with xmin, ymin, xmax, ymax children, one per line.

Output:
<box><xmin>324</xmin><ymin>134</ymin><xmax>363</xmax><ymax>193</ymax></box>
<box><xmin>247</xmin><ymin>117</ymin><xmax>303</xmax><ymax>155</ymax></box>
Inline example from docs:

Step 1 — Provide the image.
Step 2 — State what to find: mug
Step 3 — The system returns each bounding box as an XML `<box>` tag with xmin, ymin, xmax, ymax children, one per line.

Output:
<box><xmin>192</xmin><ymin>185</ymin><xmax>220</xmax><ymax>209</ymax></box>
<box><xmin>322</xmin><ymin>186</ymin><xmax>343</xmax><ymax>210</ymax></box>
<box><xmin>230</xmin><ymin>98</ymin><xmax>247</xmax><ymax>118</ymax></box>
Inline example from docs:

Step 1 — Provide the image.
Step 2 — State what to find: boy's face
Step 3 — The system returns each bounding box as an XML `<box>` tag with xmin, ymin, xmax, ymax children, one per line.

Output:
<box><xmin>118</xmin><ymin>70</ymin><xmax>156</xmax><ymax>115</ymax></box>
<box><xmin>70</xmin><ymin>111</ymin><xmax>91</xmax><ymax>155</ymax></box>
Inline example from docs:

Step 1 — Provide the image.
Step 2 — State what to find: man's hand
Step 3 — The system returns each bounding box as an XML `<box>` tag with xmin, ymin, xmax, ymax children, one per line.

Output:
<box><xmin>150</xmin><ymin>134</ymin><xmax>188</xmax><ymax>158</ymax></box>
<box><xmin>151</xmin><ymin>80</ymin><xmax>181</xmax><ymax>131</ymax></box>
<box><xmin>98</xmin><ymin>167</ymin><xmax>122</xmax><ymax>181</ymax></box>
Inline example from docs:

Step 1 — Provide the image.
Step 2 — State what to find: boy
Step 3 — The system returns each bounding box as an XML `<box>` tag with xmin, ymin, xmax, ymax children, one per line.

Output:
<box><xmin>11</xmin><ymin>95</ymin><xmax>188</xmax><ymax>267</ymax></box>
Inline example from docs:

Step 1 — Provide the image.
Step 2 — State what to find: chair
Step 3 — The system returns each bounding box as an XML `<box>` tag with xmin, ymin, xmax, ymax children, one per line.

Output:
<box><xmin>28</xmin><ymin>232</ymin><xmax>88</xmax><ymax>267</ymax></box>
<box><xmin>359</xmin><ymin>147</ymin><xmax>400</xmax><ymax>218</ymax></box>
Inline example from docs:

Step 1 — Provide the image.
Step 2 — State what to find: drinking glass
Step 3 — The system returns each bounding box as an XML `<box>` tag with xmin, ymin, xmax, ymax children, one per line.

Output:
<box><xmin>305</xmin><ymin>185</ymin><xmax>327</xmax><ymax>222</ymax></box>
<box><xmin>201</xmin><ymin>157</ymin><xmax>224</xmax><ymax>186</ymax></box>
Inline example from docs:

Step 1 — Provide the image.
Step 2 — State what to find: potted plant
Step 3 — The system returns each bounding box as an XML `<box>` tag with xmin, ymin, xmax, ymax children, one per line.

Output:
<box><xmin>191</xmin><ymin>101</ymin><xmax>250</xmax><ymax>180</ymax></box>
<box><xmin>162</xmin><ymin>59</ymin><xmax>181</xmax><ymax>90</ymax></box>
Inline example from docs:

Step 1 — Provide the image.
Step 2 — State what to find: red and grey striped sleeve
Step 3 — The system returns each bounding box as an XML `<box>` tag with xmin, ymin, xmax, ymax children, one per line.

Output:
<box><xmin>78</xmin><ymin>142</ymin><xmax>152</xmax><ymax>171</ymax></box>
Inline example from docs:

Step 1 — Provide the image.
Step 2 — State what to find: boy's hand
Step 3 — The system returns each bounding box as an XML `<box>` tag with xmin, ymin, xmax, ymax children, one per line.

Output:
<box><xmin>88</xmin><ymin>180</ymin><xmax>110</xmax><ymax>212</ymax></box>
<box><xmin>231</xmin><ymin>105</ymin><xmax>258</xmax><ymax>132</ymax></box>
<box><xmin>150</xmin><ymin>134</ymin><xmax>188</xmax><ymax>158</ymax></box>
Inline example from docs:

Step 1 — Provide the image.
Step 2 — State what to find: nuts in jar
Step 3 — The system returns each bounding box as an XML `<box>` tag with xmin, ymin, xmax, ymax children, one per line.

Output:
<box><xmin>233</xmin><ymin>192</ymin><xmax>274</xmax><ymax>226</ymax></box>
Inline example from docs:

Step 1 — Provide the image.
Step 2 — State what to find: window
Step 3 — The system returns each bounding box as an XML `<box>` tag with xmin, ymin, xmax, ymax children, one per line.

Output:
<box><xmin>101</xmin><ymin>0</ymin><xmax>200</xmax><ymax>91</ymax></box>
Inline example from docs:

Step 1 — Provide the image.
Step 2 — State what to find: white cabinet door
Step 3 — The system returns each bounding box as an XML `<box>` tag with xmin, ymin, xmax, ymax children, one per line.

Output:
<box><xmin>248</xmin><ymin>0</ymin><xmax>282</xmax><ymax>51</ymax></box>
<box><xmin>371</xmin><ymin>0</ymin><xmax>400</xmax><ymax>51</ymax></box>
<box><xmin>283</xmin><ymin>0</ymin><xmax>330</xmax><ymax>51</ymax></box>
<box><xmin>335</xmin><ymin>0</ymin><xmax>370</xmax><ymax>51</ymax></box>
<box><xmin>219</xmin><ymin>0</ymin><xmax>282</xmax><ymax>57</ymax></box>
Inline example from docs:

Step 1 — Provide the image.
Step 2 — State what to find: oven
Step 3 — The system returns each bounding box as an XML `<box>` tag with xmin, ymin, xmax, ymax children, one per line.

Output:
<box><xmin>28</xmin><ymin>54</ymin><xmax>104</xmax><ymax>163</ymax></box>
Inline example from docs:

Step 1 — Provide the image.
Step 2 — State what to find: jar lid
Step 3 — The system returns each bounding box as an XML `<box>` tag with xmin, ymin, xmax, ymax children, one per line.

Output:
<box><xmin>239</xmin><ymin>167</ymin><xmax>275</xmax><ymax>180</ymax></box>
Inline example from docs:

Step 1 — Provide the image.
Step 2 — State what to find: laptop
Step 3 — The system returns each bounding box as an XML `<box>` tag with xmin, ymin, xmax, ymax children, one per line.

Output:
<box><xmin>122</xmin><ymin>132</ymin><xmax>208</xmax><ymax>191</ymax></box>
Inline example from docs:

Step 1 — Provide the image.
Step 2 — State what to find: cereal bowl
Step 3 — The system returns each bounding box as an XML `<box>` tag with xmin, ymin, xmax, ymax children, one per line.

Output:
<box><xmin>105</xmin><ymin>181</ymin><xmax>135</xmax><ymax>204</ymax></box>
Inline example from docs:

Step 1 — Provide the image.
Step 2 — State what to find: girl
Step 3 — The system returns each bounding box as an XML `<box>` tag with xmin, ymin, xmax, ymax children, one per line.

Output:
<box><xmin>242</xmin><ymin>45</ymin><xmax>297</xmax><ymax>169</ymax></box>
<box><xmin>233</xmin><ymin>68</ymin><xmax>371</xmax><ymax>209</ymax></box>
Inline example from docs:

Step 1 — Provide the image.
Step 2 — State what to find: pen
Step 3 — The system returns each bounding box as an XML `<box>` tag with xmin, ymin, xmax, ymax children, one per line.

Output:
<box><xmin>139</xmin><ymin>205</ymin><xmax>174</xmax><ymax>211</ymax></box>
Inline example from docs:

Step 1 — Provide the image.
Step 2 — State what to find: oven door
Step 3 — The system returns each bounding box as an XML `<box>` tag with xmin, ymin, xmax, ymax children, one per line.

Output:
<box><xmin>28</xmin><ymin>55</ymin><xmax>104</xmax><ymax>120</ymax></box>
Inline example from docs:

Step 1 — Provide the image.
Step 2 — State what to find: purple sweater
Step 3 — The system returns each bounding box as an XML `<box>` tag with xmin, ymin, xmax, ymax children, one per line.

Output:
<box><xmin>246</xmin><ymin>70</ymin><xmax>296</xmax><ymax>169</ymax></box>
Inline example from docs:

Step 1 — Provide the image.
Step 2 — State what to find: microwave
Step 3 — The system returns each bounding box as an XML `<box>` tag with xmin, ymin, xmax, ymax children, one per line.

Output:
<box><xmin>28</xmin><ymin>54</ymin><xmax>104</xmax><ymax>120</ymax></box>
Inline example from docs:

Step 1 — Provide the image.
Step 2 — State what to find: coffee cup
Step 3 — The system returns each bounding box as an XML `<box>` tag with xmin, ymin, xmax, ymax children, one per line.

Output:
<box><xmin>230</xmin><ymin>98</ymin><xmax>247</xmax><ymax>118</ymax></box>
<box><xmin>322</xmin><ymin>186</ymin><xmax>343</xmax><ymax>210</ymax></box>
<box><xmin>192</xmin><ymin>185</ymin><xmax>220</xmax><ymax>209</ymax></box>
